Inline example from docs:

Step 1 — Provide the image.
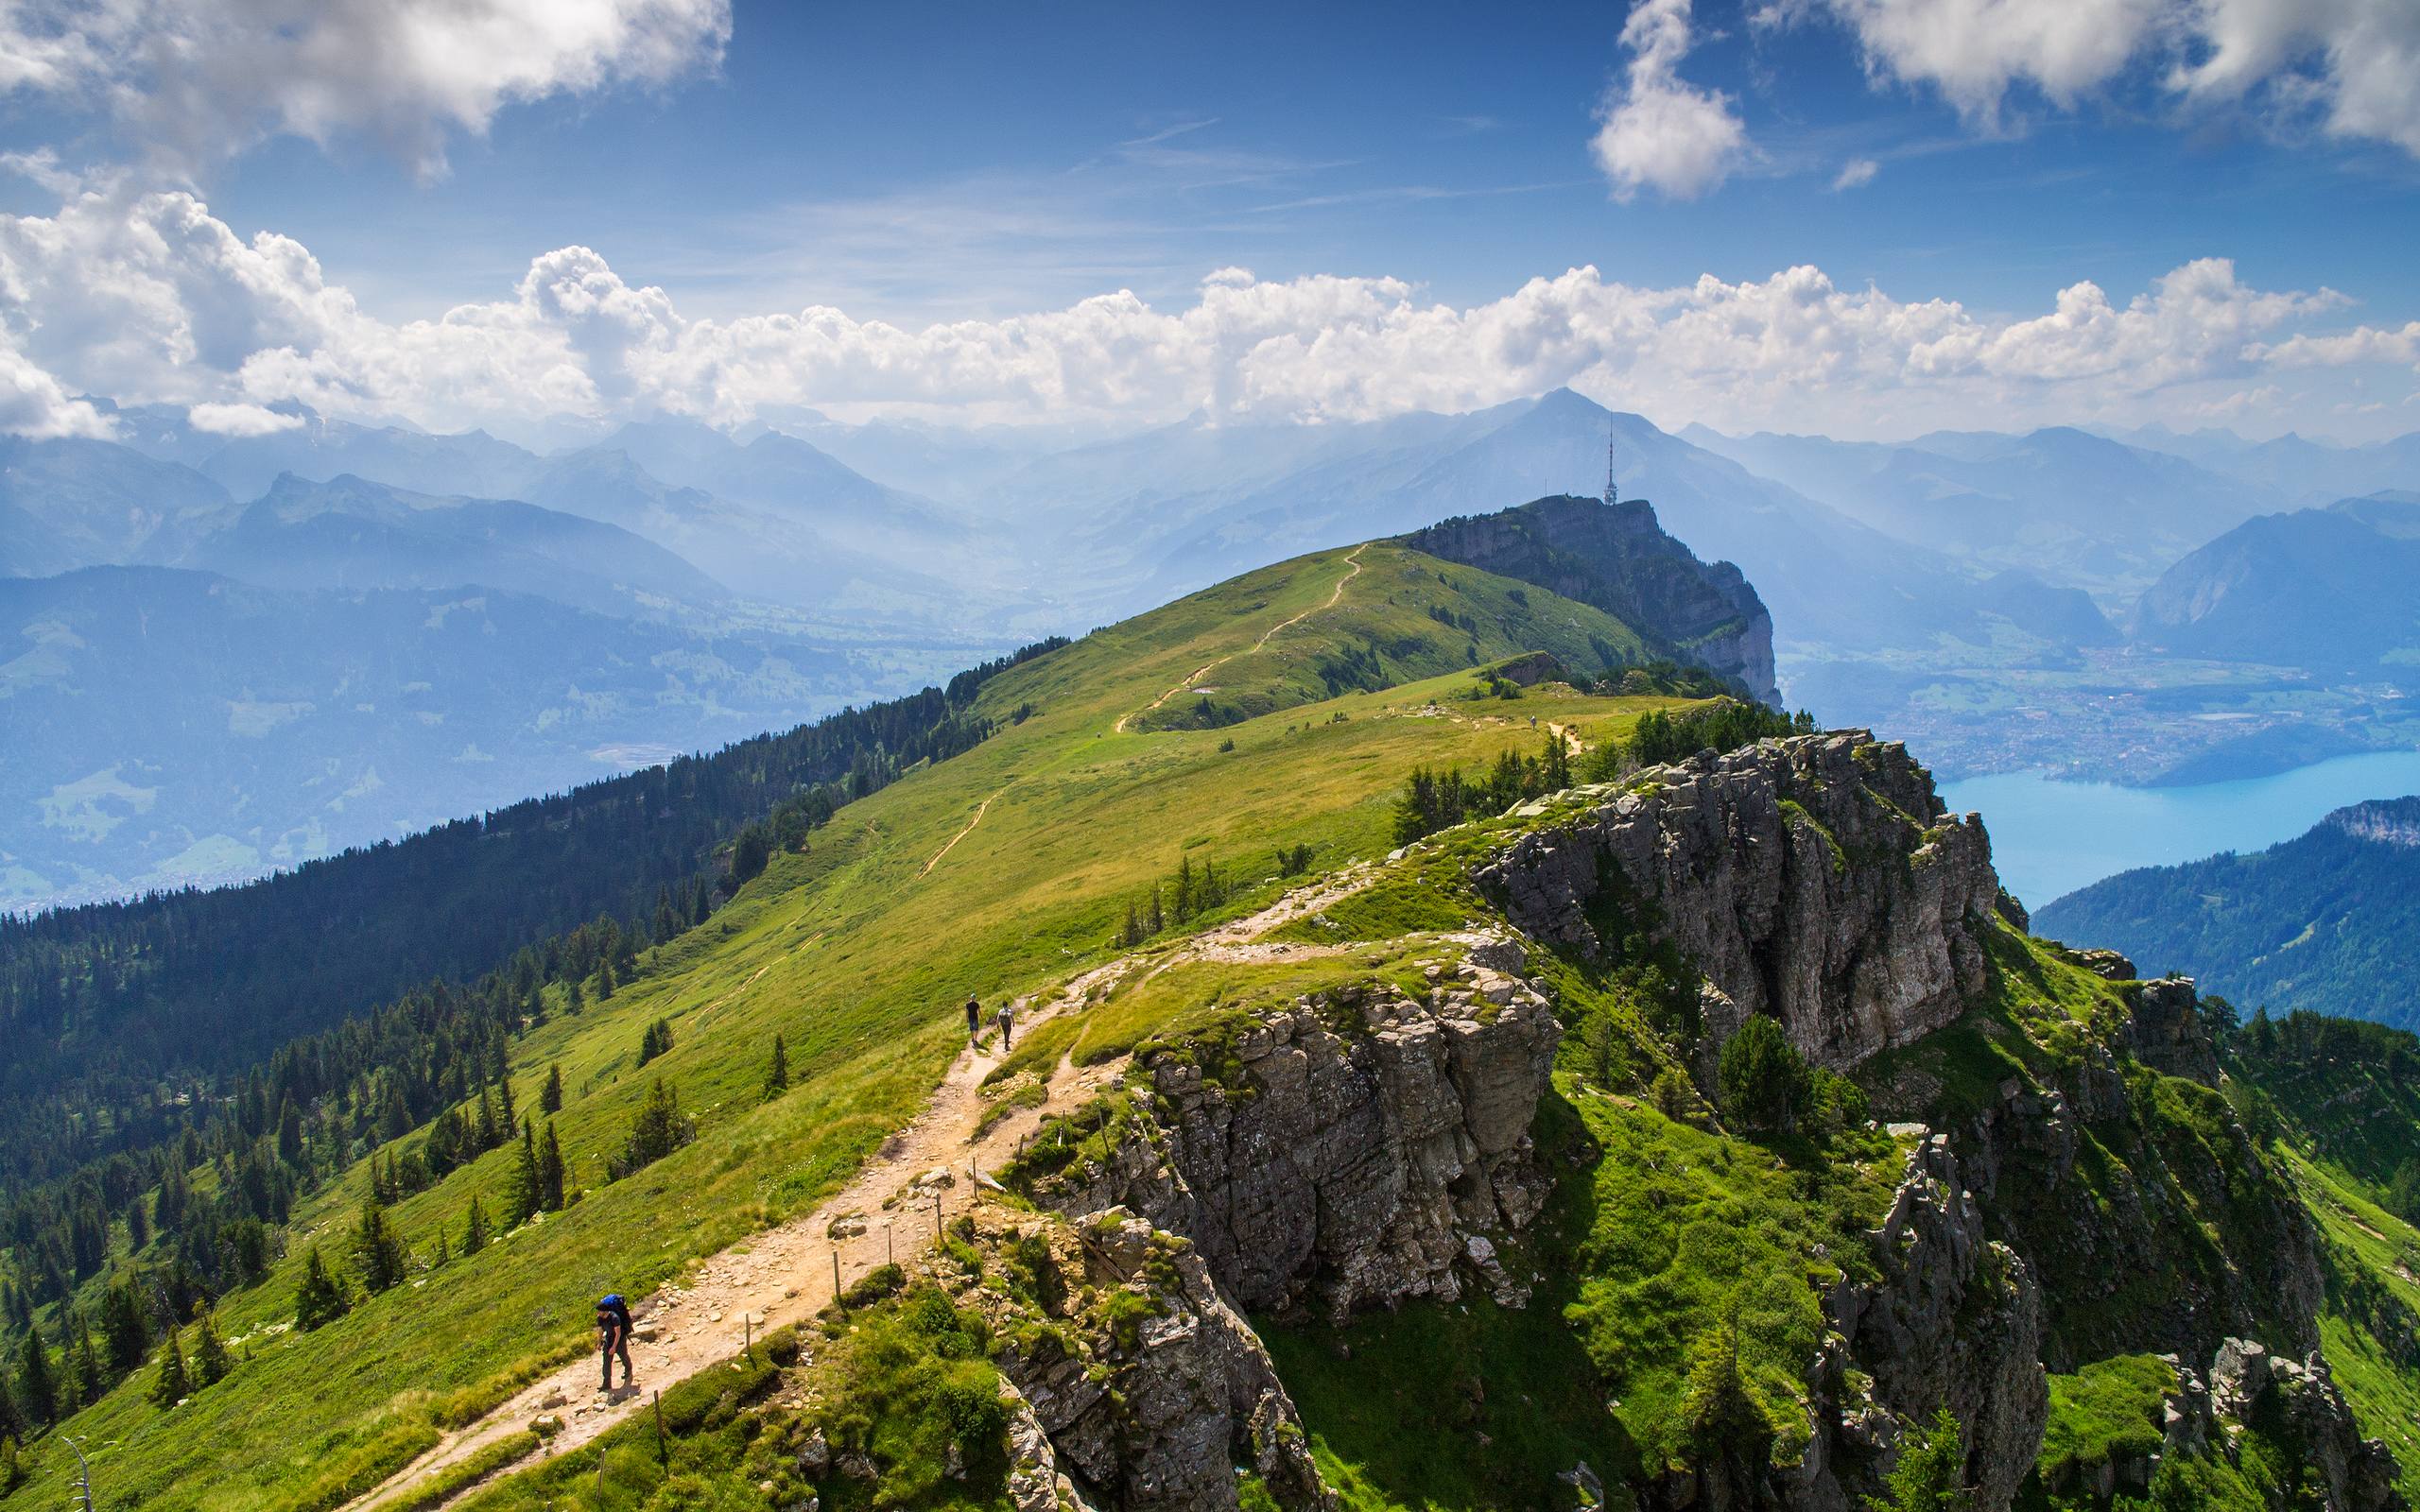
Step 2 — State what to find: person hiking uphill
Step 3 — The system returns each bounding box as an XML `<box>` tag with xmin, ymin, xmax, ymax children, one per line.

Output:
<box><xmin>995</xmin><ymin>1000</ymin><xmax>1015</xmax><ymax>1049</ymax></box>
<box><xmin>964</xmin><ymin>994</ymin><xmax>981</xmax><ymax>1038</ymax></box>
<box><xmin>596</xmin><ymin>1293</ymin><xmax>634</xmax><ymax>1393</ymax></box>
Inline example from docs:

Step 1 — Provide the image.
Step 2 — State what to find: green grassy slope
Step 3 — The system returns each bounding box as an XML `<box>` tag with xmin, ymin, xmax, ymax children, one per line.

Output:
<box><xmin>2</xmin><ymin>542</ymin><xmax>1705</xmax><ymax>1510</ymax></box>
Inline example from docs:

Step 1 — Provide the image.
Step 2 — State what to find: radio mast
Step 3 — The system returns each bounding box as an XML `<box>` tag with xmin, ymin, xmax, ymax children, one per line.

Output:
<box><xmin>1604</xmin><ymin>424</ymin><xmax>1619</xmax><ymax>506</ymax></box>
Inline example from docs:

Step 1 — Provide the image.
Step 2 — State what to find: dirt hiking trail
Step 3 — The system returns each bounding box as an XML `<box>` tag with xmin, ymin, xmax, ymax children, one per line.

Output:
<box><xmin>1113</xmin><ymin>544</ymin><xmax>1365</xmax><ymax>734</ymax></box>
<box><xmin>343</xmin><ymin>865</ymin><xmax>1378</xmax><ymax>1512</ymax></box>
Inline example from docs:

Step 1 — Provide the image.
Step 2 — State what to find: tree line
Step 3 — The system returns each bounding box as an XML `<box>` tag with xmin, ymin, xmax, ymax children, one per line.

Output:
<box><xmin>0</xmin><ymin>637</ymin><xmax>1072</xmax><ymax>1445</ymax></box>
<box><xmin>1</xmin><ymin>638</ymin><xmax>1063</xmax><ymax>1189</ymax></box>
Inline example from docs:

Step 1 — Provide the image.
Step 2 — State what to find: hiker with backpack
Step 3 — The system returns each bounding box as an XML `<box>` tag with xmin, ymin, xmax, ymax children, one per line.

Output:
<box><xmin>596</xmin><ymin>1293</ymin><xmax>635</xmax><ymax>1393</ymax></box>
<box><xmin>995</xmin><ymin>1001</ymin><xmax>1015</xmax><ymax>1049</ymax></box>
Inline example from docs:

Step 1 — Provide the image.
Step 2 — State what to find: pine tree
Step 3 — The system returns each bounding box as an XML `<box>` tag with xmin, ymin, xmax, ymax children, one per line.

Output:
<box><xmin>609</xmin><ymin>1078</ymin><xmax>694</xmax><ymax>1179</ymax></box>
<box><xmin>506</xmin><ymin>1119</ymin><xmax>542</xmax><ymax>1226</ymax></box>
<box><xmin>0</xmin><ymin>1372</ymin><xmax>22</xmax><ymax>1451</ymax></box>
<box><xmin>1717</xmin><ymin>1016</ymin><xmax>1809</xmax><ymax>1134</ymax></box>
<box><xmin>148</xmin><ymin>1331</ymin><xmax>189</xmax><ymax>1408</ymax></box>
<box><xmin>1680</xmin><ymin>1300</ymin><xmax>1769</xmax><ymax>1466</ymax></box>
<box><xmin>763</xmin><ymin>1035</ymin><xmax>789</xmax><ymax>1099</ymax></box>
<box><xmin>70</xmin><ymin>1318</ymin><xmax>104</xmax><ymax>1405</ymax></box>
<box><xmin>192</xmin><ymin>1312</ymin><xmax>233</xmax><ymax>1386</ymax></box>
<box><xmin>101</xmin><ymin>1278</ymin><xmax>150</xmax><ymax>1371</ymax></box>
<box><xmin>540</xmin><ymin>1063</ymin><xmax>564</xmax><ymax>1115</ymax></box>
<box><xmin>15</xmin><ymin>1324</ymin><xmax>54</xmax><ymax>1427</ymax></box>
<box><xmin>127</xmin><ymin>1195</ymin><xmax>150</xmax><ymax>1251</ymax></box>
<box><xmin>596</xmin><ymin>956</ymin><xmax>616</xmax><ymax>1001</ymax></box>
<box><xmin>566</xmin><ymin>973</ymin><xmax>585</xmax><ymax>1015</ymax></box>
<box><xmin>1543</xmin><ymin>730</ymin><xmax>1572</xmax><ymax>791</ymax></box>
<box><xmin>354</xmin><ymin>1198</ymin><xmax>409</xmax><ymax>1294</ymax></box>
<box><xmin>539</xmin><ymin>1122</ymin><xmax>566</xmax><ymax>1212</ymax></box>
<box><xmin>462</xmin><ymin>1194</ymin><xmax>491</xmax><ymax>1255</ymax></box>
<box><xmin>1867</xmin><ymin>1407</ymin><xmax>1969</xmax><ymax>1512</ymax></box>
<box><xmin>496</xmin><ymin>1068</ymin><xmax>516</xmax><ymax>1128</ymax></box>
<box><xmin>295</xmin><ymin>1247</ymin><xmax>349</xmax><ymax>1332</ymax></box>
<box><xmin>277</xmin><ymin>1097</ymin><xmax>305</xmax><ymax>1164</ymax></box>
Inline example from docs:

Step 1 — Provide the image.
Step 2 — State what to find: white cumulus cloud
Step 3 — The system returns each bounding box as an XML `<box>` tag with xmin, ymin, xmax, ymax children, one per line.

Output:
<box><xmin>0</xmin><ymin>0</ymin><xmax>731</xmax><ymax>178</ymax></box>
<box><xmin>1832</xmin><ymin>157</ymin><xmax>1880</xmax><ymax>189</ymax></box>
<box><xmin>185</xmin><ymin>401</ymin><xmax>302</xmax><ymax>436</ymax></box>
<box><xmin>1591</xmin><ymin>0</ymin><xmax>1754</xmax><ymax>200</ymax></box>
<box><xmin>0</xmin><ymin>183</ymin><xmax>2412</xmax><ymax>441</ymax></box>
<box><xmin>1806</xmin><ymin>0</ymin><xmax>2420</xmax><ymax>156</ymax></box>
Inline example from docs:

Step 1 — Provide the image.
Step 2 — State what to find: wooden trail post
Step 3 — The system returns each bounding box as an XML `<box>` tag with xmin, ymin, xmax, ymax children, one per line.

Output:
<box><xmin>653</xmin><ymin>1388</ymin><xmax>666</xmax><ymax>1465</ymax></box>
<box><xmin>932</xmin><ymin>1192</ymin><xmax>942</xmax><ymax>1247</ymax></box>
<box><xmin>743</xmin><ymin>1313</ymin><xmax>752</xmax><ymax>1359</ymax></box>
<box><xmin>831</xmin><ymin>1249</ymin><xmax>842</xmax><ymax>1306</ymax></box>
<box><xmin>885</xmin><ymin>1220</ymin><xmax>894</xmax><ymax>1265</ymax></box>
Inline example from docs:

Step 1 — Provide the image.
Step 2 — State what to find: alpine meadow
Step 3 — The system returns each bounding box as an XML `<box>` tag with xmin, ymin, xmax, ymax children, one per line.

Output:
<box><xmin>6</xmin><ymin>5</ymin><xmax>2420</xmax><ymax>1512</ymax></box>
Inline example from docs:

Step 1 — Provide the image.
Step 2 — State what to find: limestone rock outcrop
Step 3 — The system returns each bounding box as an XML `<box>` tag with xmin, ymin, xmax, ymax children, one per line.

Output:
<box><xmin>2202</xmin><ymin>1341</ymin><xmax>2396</xmax><ymax>1512</ymax></box>
<box><xmin>1476</xmin><ymin>731</ymin><xmax>2003</xmax><ymax>1070</ymax></box>
<box><xmin>1824</xmin><ymin>1135</ymin><xmax>2048</xmax><ymax>1512</ymax></box>
<box><xmin>1032</xmin><ymin>931</ymin><xmax>1561</xmax><ymax>1314</ymax></box>
<box><xmin>1394</xmin><ymin>492</ymin><xmax>1778</xmax><ymax>703</ymax></box>
<box><xmin>946</xmin><ymin>1206</ymin><xmax>1327</xmax><ymax>1512</ymax></box>
<box><xmin>2124</xmin><ymin>976</ymin><xmax>2223</xmax><ymax>1086</ymax></box>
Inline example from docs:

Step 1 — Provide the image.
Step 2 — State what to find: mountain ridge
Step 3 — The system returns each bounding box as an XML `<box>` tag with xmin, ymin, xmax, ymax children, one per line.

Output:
<box><xmin>2033</xmin><ymin>793</ymin><xmax>2420</xmax><ymax>1023</ymax></box>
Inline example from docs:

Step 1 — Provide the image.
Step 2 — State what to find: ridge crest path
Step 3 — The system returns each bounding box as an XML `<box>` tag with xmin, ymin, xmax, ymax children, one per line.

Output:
<box><xmin>1113</xmin><ymin>543</ymin><xmax>1365</xmax><ymax>734</ymax></box>
<box><xmin>339</xmin><ymin>862</ymin><xmax>1381</xmax><ymax>1512</ymax></box>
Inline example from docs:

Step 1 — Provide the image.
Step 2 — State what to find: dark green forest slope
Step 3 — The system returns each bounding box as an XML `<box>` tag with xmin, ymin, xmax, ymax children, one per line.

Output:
<box><xmin>2035</xmin><ymin>797</ymin><xmax>2420</xmax><ymax>1026</ymax></box>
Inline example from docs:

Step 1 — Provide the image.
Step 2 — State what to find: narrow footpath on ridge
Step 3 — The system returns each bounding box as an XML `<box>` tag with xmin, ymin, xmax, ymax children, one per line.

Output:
<box><xmin>1112</xmin><ymin>543</ymin><xmax>1365</xmax><ymax>734</ymax></box>
<box><xmin>340</xmin><ymin>863</ymin><xmax>1382</xmax><ymax>1512</ymax></box>
<box><xmin>918</xmin><ymin>788</ymin><xmax>1002</xmax><ymax>878</ymax></box>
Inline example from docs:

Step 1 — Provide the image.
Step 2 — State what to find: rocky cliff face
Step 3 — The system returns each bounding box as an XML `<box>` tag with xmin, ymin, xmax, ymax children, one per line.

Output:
<box><xmin>983</xmin><ymin>731</ymin><xmax>2397</xmax><ymax>1512</ymax></box>
<box><xmin>1477</xmin><ymin>731</ymin><xmax>2005</xmax><ymax>1071</ymax></box>
<box><xmin>939</xmin><ymin>1204</ymin><xmax>1330</xmax><ymax>1512</ymax></box>
<box><xmin>1395</xmin><ymin>493</ymin><xmax>1779</xmax><ymax>703</ymax></box>
<box><xmin>2328</xmin><ymin>797</ymin><xmax>2420</xmax><ymax>850</ymax></box>
<box><xmin>1028</xmin><ymin>930</ymin><xmax>1562</xmax><ymax>1314</ymax></box>
<box><xmin>1915</xmin><ymin>996</ymin><xmax>2330</xmax><ymax>1375</ymax></box>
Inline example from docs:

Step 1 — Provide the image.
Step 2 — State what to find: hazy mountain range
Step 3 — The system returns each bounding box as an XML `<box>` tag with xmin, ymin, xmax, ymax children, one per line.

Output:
<box><xmin>2129</xmin><ymin>491</ymin><xmax>2420</xmax><ymax>675</ymax></box>
<box><xmin>7</xmin><ymin>390</ymin><xmax>2418</xmax><ymax>909</ymax></box>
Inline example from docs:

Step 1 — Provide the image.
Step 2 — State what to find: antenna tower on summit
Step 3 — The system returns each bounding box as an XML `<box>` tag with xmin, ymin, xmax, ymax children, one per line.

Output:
<box><xmin>1604</xmin><ymin>425</ymin><xmax>1619</xmax><ymax>506</ymax></box>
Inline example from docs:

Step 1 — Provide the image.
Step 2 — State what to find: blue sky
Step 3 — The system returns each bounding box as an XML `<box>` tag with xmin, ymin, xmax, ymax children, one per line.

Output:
<box><xmin>147</xmin><ymin>1</ymin><xmax>2420</xmax><ymax>322</ymax></box>
<box><xmin>0</xmin><ymin>0</ymin><xmax>2415</xmax><ymax>441</ymax></box>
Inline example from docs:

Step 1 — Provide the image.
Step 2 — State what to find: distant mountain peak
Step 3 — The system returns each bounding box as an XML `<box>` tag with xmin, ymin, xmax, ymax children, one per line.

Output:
<box><xmin>1392</xmin><ymin>490</ymin><xmax>1778</xmax><ymax>702</ymax></box>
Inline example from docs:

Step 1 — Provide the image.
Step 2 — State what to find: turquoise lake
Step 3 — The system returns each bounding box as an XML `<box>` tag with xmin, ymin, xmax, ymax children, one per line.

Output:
<box><xmin>1941</xmin><ymin>749</ymin><xmax>2420</xmax><ymax>911</ymax></box>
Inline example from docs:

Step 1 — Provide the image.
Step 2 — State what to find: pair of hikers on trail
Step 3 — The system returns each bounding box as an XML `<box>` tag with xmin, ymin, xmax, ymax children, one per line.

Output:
<box><xmin>963</xmin><ymin>994</ymin><xmax>1014</xmax><ymax>1048</ymax></box>
<box><xmin>596</xmin><ymin>1293</ymin><xmax>634</xmax><ymax>1393</ymax></box>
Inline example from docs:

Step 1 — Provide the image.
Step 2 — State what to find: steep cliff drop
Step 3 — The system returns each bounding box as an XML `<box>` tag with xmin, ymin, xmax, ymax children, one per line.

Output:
<box><xmin>1395</xmin><ymin>492</ymin><xmax>1779</xmax><ymax>704</ymax></box>
<box><xmin>993</xmin><ymin>731</ymin><xmax>2395</xmax><ymax>1512</ymax></box>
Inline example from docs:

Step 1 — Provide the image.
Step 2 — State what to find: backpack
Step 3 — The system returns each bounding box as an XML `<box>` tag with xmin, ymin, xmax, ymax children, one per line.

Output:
<box><xmin>597</xmin><ymin>1294</ymin><xmax>631</xmax><ymax>1332</ymax></box>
